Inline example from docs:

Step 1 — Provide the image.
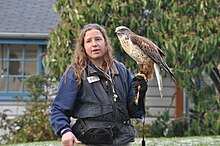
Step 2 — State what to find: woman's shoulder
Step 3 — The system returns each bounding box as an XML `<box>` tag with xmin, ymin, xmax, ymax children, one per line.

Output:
<box><xmin>113</xmin><ymin>59</ymin><xmax>132</xmax><ymax>76</ymax></box>
<box><xmin>64</xmin><ymin>66</ymin><xmax>78</xmax><ymax>81</ymax></box>
<box><xmin>113</xmin><ymin>59</ymin><xmax>127</xmax><ymax>69</ymax></box>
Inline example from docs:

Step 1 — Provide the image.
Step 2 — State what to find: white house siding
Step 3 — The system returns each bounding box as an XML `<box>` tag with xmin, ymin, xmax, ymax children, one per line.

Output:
<box><xmin>0</xmin><ymin>101</ymin><xmax>26</xmax><ymax>119</ymax></box>
<box><xmin>145</xmin><ymin>78</ymin><xmax>176</xmax><ymax>124</ymax></box>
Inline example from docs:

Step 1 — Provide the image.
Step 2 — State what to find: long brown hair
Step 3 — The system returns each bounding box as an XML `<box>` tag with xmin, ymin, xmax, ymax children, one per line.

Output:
<box><xmin>71</xmin><ymin>23</ymin><xmax>114</xmax><ymax>84</ymax></box>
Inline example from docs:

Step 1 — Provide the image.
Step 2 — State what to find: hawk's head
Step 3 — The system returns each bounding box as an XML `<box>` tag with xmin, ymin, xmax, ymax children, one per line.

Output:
<box><xmin>115</xmin><ymin>26</ymin><xmax>135</xmax><ymax>51</ymax></box>
<box><xmin>115</xmin><ymin>26</ymin><xmax>131</xmax><ymax>40</ymax></box>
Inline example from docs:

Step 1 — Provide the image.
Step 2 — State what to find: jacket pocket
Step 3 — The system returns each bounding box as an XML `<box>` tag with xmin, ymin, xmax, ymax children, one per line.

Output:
<box><xmin>72</xmin><ymin>119</ymin><xmax>114</xmax><ymax>145</ymax></box>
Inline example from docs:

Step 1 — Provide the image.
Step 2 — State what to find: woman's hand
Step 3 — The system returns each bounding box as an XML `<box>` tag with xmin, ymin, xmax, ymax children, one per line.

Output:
<box><xmin>62</xmin><ymin>131</ymin><xmax>81</xmax><ymax>146</ymax></box>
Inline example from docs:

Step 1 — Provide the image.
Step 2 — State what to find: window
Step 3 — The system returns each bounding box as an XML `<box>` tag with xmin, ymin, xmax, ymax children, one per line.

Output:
<box><xmin>0</xmin><ymin>44</ymin><xmax>44</xmax><ymax>99</ymax></box>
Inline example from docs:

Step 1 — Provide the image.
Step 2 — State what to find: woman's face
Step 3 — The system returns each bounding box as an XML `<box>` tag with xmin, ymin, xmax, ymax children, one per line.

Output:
<box><xmin>84</xmin><ymin>29</ymin><xmax>107</xmax><ymax>65</ymax></box>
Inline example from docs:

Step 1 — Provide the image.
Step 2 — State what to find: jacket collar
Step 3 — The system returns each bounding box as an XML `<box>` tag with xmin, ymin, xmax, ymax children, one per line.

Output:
<box><xmin>87</xmin><ymin>60</ymin><xmax>119</xmax><ymax>76</ymax></box>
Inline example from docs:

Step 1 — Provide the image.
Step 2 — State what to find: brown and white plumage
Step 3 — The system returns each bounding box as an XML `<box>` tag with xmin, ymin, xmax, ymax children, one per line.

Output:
<box><xmin>115</xmin><ymin>26</ymin><xmax>176</xmax><ymax>97</ymax></box>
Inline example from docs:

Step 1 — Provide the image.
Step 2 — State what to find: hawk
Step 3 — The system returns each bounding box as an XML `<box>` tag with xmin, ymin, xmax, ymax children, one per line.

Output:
<box><xmin>115</xmin><ymin>26</ymin><xmax>176</xmax><ymax>97</ymax></box>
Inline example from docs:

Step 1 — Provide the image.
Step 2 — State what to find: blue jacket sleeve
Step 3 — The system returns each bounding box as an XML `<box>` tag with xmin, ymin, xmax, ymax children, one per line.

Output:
<box><xmin>50</xmin><ymin>68</ymin><xmax>80</xmax><ymax>136</ymax></box>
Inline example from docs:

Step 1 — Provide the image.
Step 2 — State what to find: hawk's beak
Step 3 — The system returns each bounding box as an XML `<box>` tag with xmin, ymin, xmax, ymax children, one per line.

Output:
<box><xmin>115</xmin><ymin>31</ymin><xmax>123</xmax><ymax>36</ymax></box>
<box><xmin>115</xmin><ymin>30</ymin><xmax>120</xmax><ymax>34</ymax></box>
<box><xmin>115</xmin><ymin>27</ymin><xmax>120</xmax><ymax>33</ymax></box>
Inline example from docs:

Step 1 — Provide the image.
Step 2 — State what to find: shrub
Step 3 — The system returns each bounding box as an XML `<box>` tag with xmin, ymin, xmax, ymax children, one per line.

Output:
<box><xmin>1</xmin><ymin>100</ymin><xmax>58</xmax><ymax>144</ymax></box>
<box><xmin>0</xmin><ymin>75</ymin><xmax>58</xmax><ymax>144</ymax></box>
<box><xmin>146</xmin><ymin>106</ymin><xmax>220</xmax><ymax>138</ymax></box>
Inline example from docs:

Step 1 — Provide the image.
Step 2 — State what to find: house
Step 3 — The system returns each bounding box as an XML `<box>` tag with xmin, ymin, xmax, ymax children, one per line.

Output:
<box><xmin>0</xmin><ymin>0</ymin><xmax>60</xmax><ymax>118</ymax></box>
<box><xmin>0</xmin><ymin>0</ymin><xmax>183</xmax><ymax>123</ymax></box>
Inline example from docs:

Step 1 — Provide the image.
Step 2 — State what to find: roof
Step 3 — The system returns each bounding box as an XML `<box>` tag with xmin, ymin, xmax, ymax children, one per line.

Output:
<box><xmin>0</xmin><ymin>0</ymin><xmax>61</xmax><ymax>39</ymax></box>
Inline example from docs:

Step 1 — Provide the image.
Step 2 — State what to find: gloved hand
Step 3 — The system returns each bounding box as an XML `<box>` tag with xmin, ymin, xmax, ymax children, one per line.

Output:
<box><xmin>131</xmin><ymin>74</ymin><xmax>148</xmax><ymax>98</ymax></box>
<box><xmin>128</xmin><ymin>75</ymin><xmax>148</xmax><ymax>118</ymax></box>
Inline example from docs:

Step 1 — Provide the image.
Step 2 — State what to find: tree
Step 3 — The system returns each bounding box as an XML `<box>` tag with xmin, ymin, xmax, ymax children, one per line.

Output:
<box><xmin>148</xmin><ymin>0</ymin><xmax>220</xmax><ymax>135</ymax></box>
<box><xmin>45</xmin><ymin>0</ymin><xmax>220</xmax><ymax>135</ymax></box>
<box><xmin>45</xmin><ymin>0</ymin><xmax>152</xmax><ymax>79</ymax></box>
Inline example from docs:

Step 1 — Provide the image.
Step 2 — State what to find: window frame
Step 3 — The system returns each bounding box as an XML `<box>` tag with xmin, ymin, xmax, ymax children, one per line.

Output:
<box><xmin>0</xmin><ymin>39</ymin><xmax>47</xmax><ymax>100</ymax></box>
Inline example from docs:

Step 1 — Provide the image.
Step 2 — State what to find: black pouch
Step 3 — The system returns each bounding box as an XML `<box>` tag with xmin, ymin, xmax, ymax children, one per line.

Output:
<box><xmin>72</xmin><ymin>119</ymin><xmax>116</xmax><ymax>145</ymax></box>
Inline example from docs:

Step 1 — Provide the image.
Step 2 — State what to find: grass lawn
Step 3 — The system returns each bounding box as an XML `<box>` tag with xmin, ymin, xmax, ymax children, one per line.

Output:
<box><xmin>6</xmin><ymin>136</ymin><xmax>220</xmax><ymax>146</ymax></box>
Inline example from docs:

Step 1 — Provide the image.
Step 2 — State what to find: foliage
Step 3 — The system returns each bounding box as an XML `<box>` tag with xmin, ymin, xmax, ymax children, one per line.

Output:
<box><xmin>45</xmin><ymin>0</ymin><xmax>150</xmax><ymax>79</ymax></box>
<box><xmin>0</xmin><ymin>109</ymin><xmax>12</xmax><ymax>144</ymax></box>
<box><xmin>148</xmin><ymin>2</ymin><xmax>220</xmax><ymax>136</ymax></box>
<box><xmin>131</xmin><ymin>119</ymin><xmax>151</xmax><ymax>138</ymax></box>
<box><xmin>147</xmin><ymin>104</ymin><xmax>220</xmax><ymax>137</ymax></box>
<box><xmin>45</xmin><ymin>0</ymin><xmax>220</xmax><ymax>137</ymax></box>
<box><xmin>147</xmin><ymin>111</ymin><xmax>188</xmax><ymax>137</ymax></box>
<box><xmin>25</xmin><ymin>75</ymin><xmax>48</xmax><ymax>100</ymax></box>
<box><xmin>0</xmin><ymin>100</ymin><xmax>57</xmax><ymax>144</ymax></box>
<box><xmin>188</xmin><ymin>94</ymin><xmax>220</xmax><ymax>135</ymax></box>
<box><xmin>0</xmin><ymin>75</ymin><xmax>58</xmax><ymax>144</ymax></box>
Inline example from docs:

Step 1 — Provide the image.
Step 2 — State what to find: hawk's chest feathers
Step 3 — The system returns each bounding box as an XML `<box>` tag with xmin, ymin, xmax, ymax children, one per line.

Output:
<box><xmin>119</xmin><ymin>38</ymin><xmax>148</xmax><ymax>64</ymax></box>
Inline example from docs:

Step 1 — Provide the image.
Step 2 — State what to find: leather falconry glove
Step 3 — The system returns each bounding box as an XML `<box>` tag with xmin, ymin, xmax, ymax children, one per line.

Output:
<box><xmin>131</xmin><ymin>74</ymin><xmax>148</xmax><ymax>104</ymax></box>
<box><xmin>131</xmin><ymin>74</ymin><xmax>148</xmax><ymax>113</ymax></box>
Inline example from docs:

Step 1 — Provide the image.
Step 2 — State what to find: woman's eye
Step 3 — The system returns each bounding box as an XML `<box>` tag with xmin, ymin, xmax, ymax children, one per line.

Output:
<box><xmin>86</xmin><ymin>40</ymin><xmax>91</xmax><ymax>43</ymax></box>
<box><xmin>96</xmin><ymin>38</ymin><xmax>102</xmax><ymax>41</ymax></box>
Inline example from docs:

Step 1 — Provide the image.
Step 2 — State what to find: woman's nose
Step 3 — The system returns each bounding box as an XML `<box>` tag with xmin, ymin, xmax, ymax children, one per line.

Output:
<box><xmin>92</xmin><ymin>39</ymin><xmax>97</xmax><ymax>46</ymax></box>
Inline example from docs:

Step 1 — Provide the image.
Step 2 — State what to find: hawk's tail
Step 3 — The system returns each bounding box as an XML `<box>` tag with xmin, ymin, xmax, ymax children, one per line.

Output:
<box><xmin>161</xmin><ymin>61</ymin><xmax>176</xmax><ymax>84</ymax></box>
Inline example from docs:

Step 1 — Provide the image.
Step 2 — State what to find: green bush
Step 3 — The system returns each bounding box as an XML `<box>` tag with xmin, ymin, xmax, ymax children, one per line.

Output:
<box><xmin>145</xmin><ymin>106</ymin><xmax>220</xmax><ymax>138</ymax></box>
<box><xmin>1</xmin><ymin>100</ymin><xmax>58</xmax><ymax>144</ymax></box>
<box><xmin>25</xmin><ymin>75</ymin><xmax>48</xmax><ymax>100</ymax></box>
<box><xmin>0</xmin><ymin>75</ymin><xmax>58</xmax><ymax>144</ymax></box>
<box><xmin>148</xmin><ymin>113</ymin><xmax>188</xmax><ymax>137</ymax></box>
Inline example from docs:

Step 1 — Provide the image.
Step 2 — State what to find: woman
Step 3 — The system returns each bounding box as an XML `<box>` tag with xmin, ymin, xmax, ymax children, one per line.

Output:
<box><xmin>50</xmin><ymin>23</ymin><xmax>148</xmax><ymax>146</ymax></box>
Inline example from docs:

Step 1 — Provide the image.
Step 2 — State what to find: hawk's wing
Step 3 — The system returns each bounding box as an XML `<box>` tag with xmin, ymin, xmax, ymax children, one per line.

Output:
<box><xmin>130</xmin><ymin>35</ymin><xmax>164</xmax><ymax>64</ymax></box>
<box><xmin>130</xmin><ymin>35</ymin><xmax>176</xmax><ymax>83</ymax></box>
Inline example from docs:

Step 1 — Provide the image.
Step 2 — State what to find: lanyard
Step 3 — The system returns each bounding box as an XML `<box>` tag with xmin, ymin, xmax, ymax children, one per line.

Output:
<box><xmin>93</xmin><ymin>64</ymin><xmax>118</xmax><ymax>102</ymax></box>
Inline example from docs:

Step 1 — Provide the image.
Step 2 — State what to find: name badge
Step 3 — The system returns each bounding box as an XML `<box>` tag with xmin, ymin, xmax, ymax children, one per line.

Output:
<box><xmin>87</xmin><ymin>76</ymin><xmax>100</xmax><ymax>83</ymax></box>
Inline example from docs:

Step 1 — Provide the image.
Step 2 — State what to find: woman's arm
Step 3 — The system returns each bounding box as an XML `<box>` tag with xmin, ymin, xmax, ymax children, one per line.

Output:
<box><xmin>50</xmin><ymin>68</ymin><xmax>80</xmax><ymax>136</ymax></box>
